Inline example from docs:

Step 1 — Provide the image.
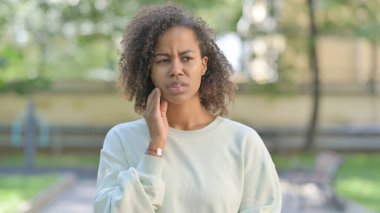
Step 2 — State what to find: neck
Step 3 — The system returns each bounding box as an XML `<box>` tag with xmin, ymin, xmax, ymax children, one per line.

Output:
<box><xmin>166</xmin><ymin>102</ymin><xmax>215</xmax><ymax>131</ymax></box>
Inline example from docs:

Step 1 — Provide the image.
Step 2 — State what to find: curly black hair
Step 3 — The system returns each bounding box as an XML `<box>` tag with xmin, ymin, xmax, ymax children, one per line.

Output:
<box><xmin>119</xmin><ymin>4</ymin><xmax>235</xmax><ymax>116</ymax></box>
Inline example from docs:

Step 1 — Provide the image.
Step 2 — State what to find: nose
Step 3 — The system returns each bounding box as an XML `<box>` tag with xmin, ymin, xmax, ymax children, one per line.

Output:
<box><xmin>169</xmin><ymin>57</ymin><xmax>184</xmax><ymax>77</ymax></box>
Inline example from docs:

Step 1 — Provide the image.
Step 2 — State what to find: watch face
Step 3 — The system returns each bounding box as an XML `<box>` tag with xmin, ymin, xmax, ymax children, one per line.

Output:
<box><xmin>156</xmin><ymin>148</ymin><xmax>163</xmax><ymax>156</ymax></box>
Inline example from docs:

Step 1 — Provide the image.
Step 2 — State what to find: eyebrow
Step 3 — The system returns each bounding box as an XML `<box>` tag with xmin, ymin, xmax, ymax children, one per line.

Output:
<box><xmin>154</xmin><ymin>50</ymin><xmax>195</xmax><ymax>57</ymax></box>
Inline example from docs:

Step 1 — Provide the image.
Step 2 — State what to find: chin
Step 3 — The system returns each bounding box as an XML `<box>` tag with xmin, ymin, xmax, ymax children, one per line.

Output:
<box><xmin>165</xmin><ymin>96</ymin><xmax>187</xmax><ymax>105</ymax></box>
<box><xmin>162</xmin><ymin>90</ymin><xmax>200</xmax><ymax>105</ymax></box>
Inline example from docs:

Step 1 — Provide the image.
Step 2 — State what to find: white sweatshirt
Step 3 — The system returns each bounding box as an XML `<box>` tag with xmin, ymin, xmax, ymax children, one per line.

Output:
<box><xmin>94</xmin><ymin>116</ymin><xmax>282</xmax><ymax>213</ymax></box>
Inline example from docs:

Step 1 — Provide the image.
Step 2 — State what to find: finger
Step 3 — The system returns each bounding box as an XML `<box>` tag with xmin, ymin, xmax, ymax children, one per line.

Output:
<box><xmin>150</xmin><ymin>88</ymin><xmax>162</xmax><ymax>116</ymax></box>
<box><xmin>145</xmin><ymin>88</ymin><xmax>157</xmax><ymax>115</ymax></box>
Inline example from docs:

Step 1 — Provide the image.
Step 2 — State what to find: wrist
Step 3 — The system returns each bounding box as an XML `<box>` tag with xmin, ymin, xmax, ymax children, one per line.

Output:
<box><xmin>149</xmin><ymin>139</ymin><xmax>166</xmax><ymax>148</ymax></box>
<box><xmin>146</xmin><ymin>147</ymin><xmax>163</xmax><ymax>157</ymax></box>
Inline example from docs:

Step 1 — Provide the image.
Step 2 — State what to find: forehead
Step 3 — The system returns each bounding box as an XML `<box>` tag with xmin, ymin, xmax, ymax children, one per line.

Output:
<box><xmin>154</xmin><ymin>26</ymin><xmax>200</xmax><ymax>52</ymax></box>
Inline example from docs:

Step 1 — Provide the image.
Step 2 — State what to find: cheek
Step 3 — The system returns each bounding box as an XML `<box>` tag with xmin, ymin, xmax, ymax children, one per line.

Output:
<box><xmin>185</xmin><ymin>62</ymin><xmax>199</xmax><ymax>70</ymax></box>
<box><xmin>150</xmin><ymin>67</ymin><xmax>159</xmax><ymax>85</ymax></box>
<box><xmin>150</xmin><ymin>71</ymin><xmax>164</xmax><ymax>88</ymax></box>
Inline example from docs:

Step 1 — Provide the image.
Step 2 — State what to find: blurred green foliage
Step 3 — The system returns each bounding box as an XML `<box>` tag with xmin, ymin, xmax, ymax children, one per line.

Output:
<box><xmin>0</xmin><ymin>0</ymin><xmax>242</xmax><ymax>95</ymax></box>
<box><xmin>0</xmin><ymin>77</ymin><xmax>50</xmax><ymax>94</ymax></box>
<box><xmin>1</xmin><ymin>0</ymin><xmax>379</xmax><ymax>94</ymax></box>
<box><xmin>320</xmin><ymin>0</ymin><xmax>380</xmax><ymax>41</ymax></box>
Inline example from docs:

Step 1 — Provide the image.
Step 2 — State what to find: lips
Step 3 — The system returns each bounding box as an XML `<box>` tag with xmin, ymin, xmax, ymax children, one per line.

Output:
<box><xmin>167</xmin><ymin>80</ymin><xmax>189</xmax><ymax>94</ymax></box>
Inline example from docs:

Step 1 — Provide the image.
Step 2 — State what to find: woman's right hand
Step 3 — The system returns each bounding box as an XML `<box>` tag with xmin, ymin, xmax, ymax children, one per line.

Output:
<box><xmin>144</xmin><ymin>88</ymin><xmax>169</xmax><ymax>149</ymax></box>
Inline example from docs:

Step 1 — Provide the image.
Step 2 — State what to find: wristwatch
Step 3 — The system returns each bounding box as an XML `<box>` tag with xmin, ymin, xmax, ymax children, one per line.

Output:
<box><xmin>146</xmin><ymin>147</ymin><xmax>163</xmax><ymax>157</ymax></box>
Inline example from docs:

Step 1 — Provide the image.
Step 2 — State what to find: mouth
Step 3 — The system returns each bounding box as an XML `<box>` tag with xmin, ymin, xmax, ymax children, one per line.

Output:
<box><xmin>166</xmin><ymin>81</ymin><xmax>189</xmax><ymax>94</ymax></box>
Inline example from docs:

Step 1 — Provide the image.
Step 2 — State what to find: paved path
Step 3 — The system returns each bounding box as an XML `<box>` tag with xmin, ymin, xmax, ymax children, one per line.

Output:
<box><xmin>38</xmin><ymin>178</ymin><xmax>373</xmax><ymax>213</ymax></box>
<box><xmin>280</xmin><ymin>181</ymin><xmax>374</xmax><ymax>213</ymax></box>
<box><xmin>39</xmin><ymin>179</ymin><xmax>96</xmax><ymax>213</ymax></box>
<box><xmin>282</xmin><ymin>193</ymin><xmax>374</xmax><ymax>213</ymax></box>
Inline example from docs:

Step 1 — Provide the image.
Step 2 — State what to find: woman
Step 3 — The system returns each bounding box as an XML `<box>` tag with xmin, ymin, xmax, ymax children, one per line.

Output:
<box><xmin>94</xmin><ymin>4</ymin><xmax>282</xmax><ymax>213</ymax></box>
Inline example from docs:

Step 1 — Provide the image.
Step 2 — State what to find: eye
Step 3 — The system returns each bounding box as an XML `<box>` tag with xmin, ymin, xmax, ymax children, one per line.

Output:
<box><xmin>157</xmin><ymin>59</ymin><xmax>170</xmax><ymax>64</ymax></box>
<box><xmin>182</xmin><ymin>56</ymin><xmax>193</xmax><ymax>61</ymax></box>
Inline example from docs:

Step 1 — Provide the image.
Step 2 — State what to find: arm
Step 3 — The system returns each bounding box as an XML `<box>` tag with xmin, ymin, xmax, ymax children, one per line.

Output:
<box><xmin>94</xmin><ymin>130</ymin><xmax>165</xmax><ymax>213</ymax></box>
<box><xmin>94</xmin><ymin>88</ymin><xmax>168</xmax><ymax>213</ymax></box>
<box><xmin>239</xmin><ymin>134</ymin><xmax>282</xmax><ymax>213</ymax></box>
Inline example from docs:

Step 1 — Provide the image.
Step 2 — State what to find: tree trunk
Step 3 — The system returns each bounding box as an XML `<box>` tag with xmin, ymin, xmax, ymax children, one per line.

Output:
<box><xmin>369</xmin><ymin>41</ymin><xmax>379</xmax><ymax>124</ymax></box>
<box><xmin>304</xmin><ymin>0</ymin><xmax>320</xmax><ymax>151</ymax></box>
<box><xmin>368</xmin><ymin>41</ymin><xmax>378</xmax><ymax>94</ymax></box>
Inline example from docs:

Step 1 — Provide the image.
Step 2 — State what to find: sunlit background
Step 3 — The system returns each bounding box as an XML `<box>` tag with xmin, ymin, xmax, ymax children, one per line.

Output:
<box><xmin>0</xmin><ymin>0</ymin><xmax>379</xmax><ymax>212</ymax></box>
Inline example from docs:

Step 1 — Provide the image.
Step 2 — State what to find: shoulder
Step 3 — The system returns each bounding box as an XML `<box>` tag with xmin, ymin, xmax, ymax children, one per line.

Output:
<box><xmin>103</xmin><ymin>119</ymin><xmax>149</xmax><ymax>147</ymax></box>
<box><xmin>219</xmin><ymin>117</ymin><xmax>262</xmax><ymax>140</ymax></box>
<box><xmin>108</xmin><ymin>119</ymin><xmax>148</xmax><ymax>136</ymax></box>
<box><xmin>218</xmin><ymin>117</ymin><xmax>268</xmax><ymax>154</ymax></box>
<box><xmin>220</xmin><ymin>118</ymin><xmax>274</xmax><ymax>169</ymax></box>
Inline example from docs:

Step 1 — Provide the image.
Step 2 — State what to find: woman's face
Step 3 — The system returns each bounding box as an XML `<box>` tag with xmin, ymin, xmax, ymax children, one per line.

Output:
<box><xmin>150</xmin><ymin>26</ymin><xmax>208</xmax><ymax>105</ymax></box>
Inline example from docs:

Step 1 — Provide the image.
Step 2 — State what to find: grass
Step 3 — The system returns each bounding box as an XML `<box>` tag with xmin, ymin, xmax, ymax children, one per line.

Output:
<box><xmin>272</xmin><ymin>153</ymin><xmax>380</xmax><ymax>213</ymax></box>
<box><xmin>0</xmin><ymin>174</ymin><xmax>59</xmax><ymax>213</ymax></box>
<box><xmin>0</xmin><ymin>151</ymin><xmax>98</xmax><ymax>213</ymax></box>
<box><xmin>0</xmin><ymin>151</ymin><xmax>100</xmax><ymax>168</ymax></box>
<box><xmin>272</xmin><ymin>152</ymin><xmax>315</xmax><ymax>169</ymax></box>
<box><xmin>336</xmin><ymin>154</ymin><xmax>380</xmax><ymax>213</ymax></box>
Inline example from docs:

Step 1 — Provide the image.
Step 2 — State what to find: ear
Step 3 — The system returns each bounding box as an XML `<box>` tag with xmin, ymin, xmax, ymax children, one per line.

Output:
<box><xmin>201</xmin><ymin>56</ymin><xmax>208</xmax><ymax>75</ymax></box>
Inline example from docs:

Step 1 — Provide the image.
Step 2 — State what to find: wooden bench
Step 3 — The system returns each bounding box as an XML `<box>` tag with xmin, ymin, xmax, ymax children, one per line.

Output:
<box><xmin>279</xmin><ymin>152</ymin><xmax>345</xmax><ymax>210</ymax></box>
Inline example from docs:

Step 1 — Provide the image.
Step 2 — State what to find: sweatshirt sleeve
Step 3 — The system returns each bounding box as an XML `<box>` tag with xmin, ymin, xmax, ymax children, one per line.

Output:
<box><xmin>239</xmin><ymin>132</ymin><xmax>282</xmax><ymax>213</ymax></box>
<box><xmin>94</xmin><ymin>129</ymin><xmax>165</xmax><ymax>213</ymax></box>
